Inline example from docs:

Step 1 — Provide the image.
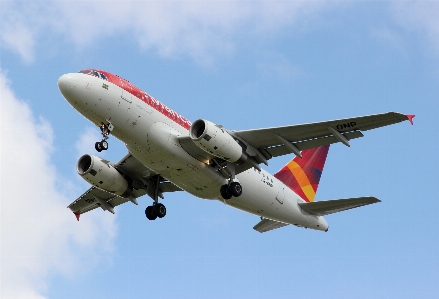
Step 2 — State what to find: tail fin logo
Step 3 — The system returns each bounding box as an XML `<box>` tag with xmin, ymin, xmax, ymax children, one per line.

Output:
<box><xmin>274</xmin><ymin>145</ymin><xmax>329</xmax><ymax>202</ymax></box>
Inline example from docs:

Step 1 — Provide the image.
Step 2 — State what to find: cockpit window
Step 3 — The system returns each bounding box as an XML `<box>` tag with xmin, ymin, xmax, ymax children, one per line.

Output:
<box><xmin>78</xmin><ymin>70</ymin><xmax>108</xmax><ymax>81</ymax></box>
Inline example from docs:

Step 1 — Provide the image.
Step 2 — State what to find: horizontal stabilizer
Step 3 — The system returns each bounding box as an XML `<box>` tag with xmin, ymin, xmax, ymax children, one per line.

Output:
<box><xmin>253</xmin><ymin>218</ymin><xmax>289</xmax><ymax>233</ymax></box>
<box><xmin>299</xmin><ymin>196</ymin><xmax>380</xmax><ymax>216</ymax></box>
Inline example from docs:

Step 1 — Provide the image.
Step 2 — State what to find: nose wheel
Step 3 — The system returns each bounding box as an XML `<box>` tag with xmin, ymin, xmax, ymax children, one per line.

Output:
<box><xmin>95</xmin><ymin>121</ymin><xmax>113</xmax><ymax>152</ymax></box>
<box><xmin>95</xmin><ymin>140</ymin><xmax>108</xmax><ymax>152</ymax></box>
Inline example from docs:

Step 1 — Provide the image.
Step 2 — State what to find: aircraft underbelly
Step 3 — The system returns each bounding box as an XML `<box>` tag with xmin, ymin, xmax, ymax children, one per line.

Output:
<box><xmin>125</xmin><ymin>122</ymin><xmax>225</xmax><ymax>199</ymax></box>
<box><xmin>71</xmin><ymin>80</ymin><xmax>222</xmax><ymax>199</ymax></box>
<box><xmin>229</xmin><ymin>170</ymin><xmax>321</xmax><ymax>227</ymax></box>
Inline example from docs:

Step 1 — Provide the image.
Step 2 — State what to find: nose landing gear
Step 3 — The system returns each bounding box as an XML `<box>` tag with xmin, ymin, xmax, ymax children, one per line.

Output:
<box><xmin>95</xmin><ymin>140</ymin><xmax>108</xmax><ymax>152</ymax></box>
<box><xmin>95</xmin><ymin>121</ymin><xmax>114</xmax><ymax>152</ymax></box>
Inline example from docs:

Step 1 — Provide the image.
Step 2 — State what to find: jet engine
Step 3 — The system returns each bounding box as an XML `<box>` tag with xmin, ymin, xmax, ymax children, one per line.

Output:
<box><xmin>190</xmin><ymin>119</ymin><xmax>246</xmax><ymax>163</ymax></box>
<box><xmin>77</xmin><ymin>154</ymin><xmax>132</xmax><ymax>198</ymax></box>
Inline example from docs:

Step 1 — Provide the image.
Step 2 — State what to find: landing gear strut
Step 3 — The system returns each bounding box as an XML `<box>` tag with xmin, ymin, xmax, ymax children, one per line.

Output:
<box><xmin>95</xmin><ymin>121</ymin><xmax>114</xmax><ymax>152</ymax></box>
<box><xmin>144</xmin><ymin>175</ymin><xmax>167</xmax><ymax>221</ymax></box>
<box><xmin>219</xmin><ymin>161</ymin><xmax>242</xmax><ymax>200</ymax></box>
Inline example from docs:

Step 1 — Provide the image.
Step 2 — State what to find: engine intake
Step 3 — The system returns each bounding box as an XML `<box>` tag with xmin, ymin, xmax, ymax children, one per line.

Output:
<box><xmin>77</xmin><ymin>154</ymin><xmax>132</xmax><ymax>198</ymax></box>
<box><xmin>190</xmin><ymin>119</ymin><xmax>246</xmax><ymax>163</ymax></box>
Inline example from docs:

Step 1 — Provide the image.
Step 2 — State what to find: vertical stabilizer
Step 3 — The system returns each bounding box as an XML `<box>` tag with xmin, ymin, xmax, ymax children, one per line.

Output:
<box><xmin>274</xmin><ymin>145</ymin><xmax>329</xmax><ymax>202</ymax></box>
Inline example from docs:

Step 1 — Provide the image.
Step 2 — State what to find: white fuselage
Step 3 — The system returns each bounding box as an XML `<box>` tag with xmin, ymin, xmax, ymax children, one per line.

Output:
<box><xmin>58</xmin><ymin>73</ymin><xmax>328</xmax><ymax>231</ymax></box>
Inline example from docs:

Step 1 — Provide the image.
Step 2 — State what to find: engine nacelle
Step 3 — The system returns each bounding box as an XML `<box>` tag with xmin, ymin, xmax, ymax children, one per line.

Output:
<box><xmin>77</xmin><ymin>154</ymin><xmax>132</xmax><ymax>198</ymax></box>
<box><xmin>190</xmin><ymin>119</ymin><xmax>245</xmax><ymax>163</ymax></box>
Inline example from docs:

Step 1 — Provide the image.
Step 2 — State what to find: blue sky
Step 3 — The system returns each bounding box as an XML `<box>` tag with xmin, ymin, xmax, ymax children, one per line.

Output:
<box><xmin>1</xmin><ymin>1</ymin><xmax>438</xmax><ymax>298</ymax></box>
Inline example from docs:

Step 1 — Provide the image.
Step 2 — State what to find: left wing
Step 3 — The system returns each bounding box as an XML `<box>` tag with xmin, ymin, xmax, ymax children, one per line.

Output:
<box><xmin>68</xmin><ymin>186</ymin><xmax>134</xmax><ymax>217</ymax></box>
<box><xmin>68</xmin><ymin>154</ymin><xmax>182</xmax><ymax>219</ymax></box>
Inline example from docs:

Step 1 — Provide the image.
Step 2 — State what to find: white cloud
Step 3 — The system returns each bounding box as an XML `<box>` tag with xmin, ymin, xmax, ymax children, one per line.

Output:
<box><xmin>0</xmin><ymin>70</ymin><xmax>117</xmax><ymax>299</ymax></box>
<box><xmin>75</xmin><ymin>127</ymin><xmax>102</xmax><ymax>159</ymax></box>
<box><xmin>0</xmin><ymin>1</ymin><xmax>37</xmax><ymax>63</ymax></box>
<box><xmin>257</xmin><ymin>52</ymin><xmax>303</xmax><ymax>82</ymax></box>
<box><xmin>1</xmin><ymin>0</ymin><xmax>337</xmax><ymax>65</ymax></box>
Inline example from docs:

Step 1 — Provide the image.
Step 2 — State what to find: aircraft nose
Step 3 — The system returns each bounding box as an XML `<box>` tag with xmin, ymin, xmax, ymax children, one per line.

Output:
<box><xmin>58</xmin><ymin>74</ymin><xmax>72</xmax><ymax>97</ymax></box>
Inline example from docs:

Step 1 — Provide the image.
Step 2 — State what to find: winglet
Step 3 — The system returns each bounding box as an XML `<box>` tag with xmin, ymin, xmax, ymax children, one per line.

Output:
<box><xmin>406</xmin><ymin>114</ymin><xmax>415</xmax><ymax>125</ymax></box>
<box><xmin>74</xmin><ymin>212</ymin><xmax>80</xmax><ymax>221</ymax></box>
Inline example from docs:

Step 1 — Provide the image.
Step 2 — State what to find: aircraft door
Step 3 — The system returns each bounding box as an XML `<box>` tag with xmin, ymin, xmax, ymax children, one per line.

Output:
<box><xmin>121</xmin><ymin>90</ymin><xmax>132</xmax><ymax>104</ymax></box>
<box><xmin>276</xmin><ymin>181</ymin><xmax>285</xmax><ymax>204</ymax></box>
<box><xmin>120</xmin><ymin>79</ymin><xmax>132</xmax><ymax>104</ymax></box>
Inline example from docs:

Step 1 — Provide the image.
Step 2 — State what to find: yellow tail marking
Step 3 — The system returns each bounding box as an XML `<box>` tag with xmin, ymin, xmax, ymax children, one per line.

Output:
<box><xmin>287</xmin><ymin>161</ymin><xmax>316</xmax><ymax>202</ymax></box>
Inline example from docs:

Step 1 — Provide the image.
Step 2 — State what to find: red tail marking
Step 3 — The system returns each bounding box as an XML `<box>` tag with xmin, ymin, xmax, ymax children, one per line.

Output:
<box><xmin>274</xmin><ymin>145</ymin><xmax>330</xmax><ymax>202</ymax></box>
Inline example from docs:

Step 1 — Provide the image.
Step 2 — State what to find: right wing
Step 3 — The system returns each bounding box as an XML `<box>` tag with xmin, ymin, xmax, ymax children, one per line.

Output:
<box><xmin>178</xmin><ymin>112</ymin><xmax>413</xmax><ymax>179</ymax></box>
<box><xmin>298</xmin><ymin>196</ymin><xmax>381</xmax><ymax>216</ymax></box>
<box><xmin>68</xmin><ymin>153</ymin><xmax>182</xmax><ymax>219</ymax></box>
<box><xmin>234</xmin><ymin>112</ymin><xmax>413</xmax><ymax>161</ymax></box>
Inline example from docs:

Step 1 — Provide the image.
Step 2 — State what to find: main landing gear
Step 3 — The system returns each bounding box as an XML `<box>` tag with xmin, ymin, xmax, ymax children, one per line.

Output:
<box><xmin>145</xmin><ymin>203</ymin><xmax>166</xmax><ymax>220</ymax></box>
<box><xmin>214</xmin><ymin>160</ymin><xmax>243</xmax><ymax>200</ymax></box>
<box><xmin>220</xmin><ymin>181</ymin><xmax>242</xmax><ymax>200</ymax></box>
<box><xmin>95</xmin><ymin>121</ymin><xmax>114</xmax><ymax>152</ymax></box>
<box><xmin>145</xmin><ymin>175</ymin><xmax>167</xmax><ymax>221</ymax></box>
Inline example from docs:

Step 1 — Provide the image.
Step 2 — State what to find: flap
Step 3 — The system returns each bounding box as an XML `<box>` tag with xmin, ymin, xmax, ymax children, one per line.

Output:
<box><xmin>253</xmin><ymin>218</ymin><xmax>289</xmax><ymax>233</ymax></box>
<box><xmin>299</xmin><ymin>196</ymin><xmax>381</xmax><ymax>216</ymax></box>
<box><xmin>264</xmin><ymin>131</ymin><xmax>363</xmax><ymax>159</ymax></box>
<box><xmin>67</xmin><ymin>186</ymin><xmax>132</xmax><ymax>215</ymax></box>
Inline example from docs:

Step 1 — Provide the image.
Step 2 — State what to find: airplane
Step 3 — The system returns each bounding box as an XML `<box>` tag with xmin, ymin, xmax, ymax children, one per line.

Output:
<box><xmin>58</xmin><ymin>69</ymin><xmax>414</xmax><ymax>233</ymax></box>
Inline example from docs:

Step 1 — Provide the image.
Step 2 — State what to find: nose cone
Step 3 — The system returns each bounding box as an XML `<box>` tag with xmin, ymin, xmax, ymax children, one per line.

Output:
<box><xmin>58</xmin><ymin>74</ymin><xmax>72</xmax><ymax>98</ymax></box>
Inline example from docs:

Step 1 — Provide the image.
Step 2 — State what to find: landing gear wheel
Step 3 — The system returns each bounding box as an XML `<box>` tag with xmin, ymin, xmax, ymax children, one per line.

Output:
<box><xmin>229</xmin><ymin>182</ymin><xmax>242</xmax><ymax>197</ymax></box>
<box><xmin>154</xmin><ymin>203</ymin><xmax>166</xmax><ymax>218</ymax></box>
<box><xmin>95</xmin><ymin>142</ymin><xmax>102</xmax><ymax>152</ymax></box>
<box><xmin>145</xmin><ymin>206</ymin><xmax>157</xmax><ymax>220</ymax></box>
<box><xmin>220</xmin><ymin>184</ymin><xmax>232</xmax><ymax>200</ymax></box>
<box><xmin>101</xmin><ymin>141</ymin><xmax>108</xmax><ymax>150</ymax></box>
<box><xmin>95</xmin><ymin>122</ymin><xmax>112</xmax><ymax>152</ymax></box>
